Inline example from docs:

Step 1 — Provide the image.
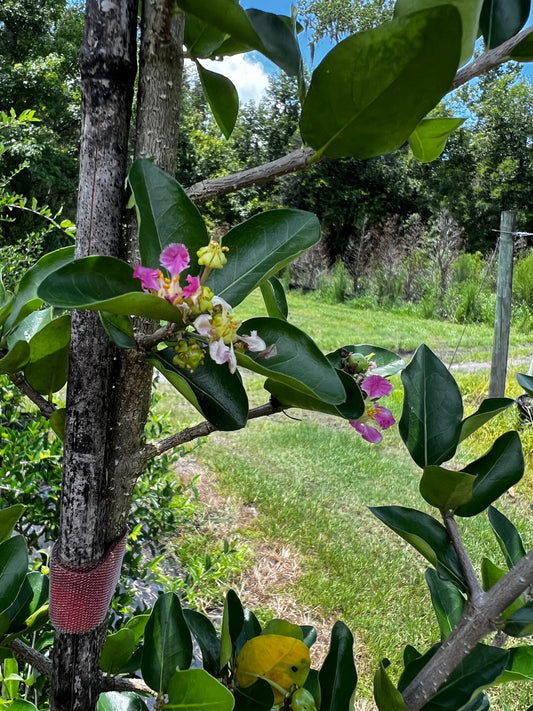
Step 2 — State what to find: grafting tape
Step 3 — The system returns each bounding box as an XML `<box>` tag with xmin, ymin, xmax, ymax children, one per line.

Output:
<box><xmin>49</xmin><ymin>533</ymin><xmax>127</xmax><ymax>634</ymax></box>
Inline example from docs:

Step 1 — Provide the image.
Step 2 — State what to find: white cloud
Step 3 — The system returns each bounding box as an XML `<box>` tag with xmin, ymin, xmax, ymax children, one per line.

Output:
<box><xmin>194</xmin><ymin>54</ymin><xmax>270</xmax><ymax>104</ymax></box>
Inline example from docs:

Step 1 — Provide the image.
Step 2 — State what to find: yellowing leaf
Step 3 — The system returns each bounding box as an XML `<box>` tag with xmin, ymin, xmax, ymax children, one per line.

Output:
<box><xmin>235</xmin><ymin>634</ymin><xmax>311</xmax><ymax>703</ymax></box>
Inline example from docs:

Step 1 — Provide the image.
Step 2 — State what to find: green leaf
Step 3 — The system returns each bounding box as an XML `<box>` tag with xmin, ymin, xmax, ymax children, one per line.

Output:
<box><xmin>455</xmin><ymin>432</ymin><xmax>524</xmax><ymax>517</ymax></box>
<box><xmin>23</xmin><ymin>314</ymin><xmax>71</xmax><ymax>395</ymax></box>
<box><xmin>0</xmin><ymin>505</ymin><xmax>26</xmax><ymax>544</ymax></box>
<box><xmin>326</xmin><ymin>345</ymin><xmax>405</xmax><ymax>377</ymax></box>
<box><xmin>206</xmin><ymin>209</ymin><xmax>320</xmax><ymax>307</ymax></box>
<box><xmin>100</xmin><ymin>629</ymin><xmax>137</xmax><ymax>675</ymax></box>
<box><xmin>3</xmin><ymin>246</ymin><xmax>74</xmax><ymax>333</ymax></box>
<box><xmin>6</xmin><ymin>308</ymin><xmax>53</xmax><ymax>350</ymax></box>
<box><xmin>400</xmin><ymin>344</ymin><xmax>464</xmax><ymax>468</ymax></box>
<box><xmin>488</xmin><ymin>506</ymin><xmax>526</xmax><ymax>568</ymax></box>
<box><xmin>517</xmin><ymin>372</ymin><xmax>533</xmax><ymax>397</ymax></box>
<box><xmin>425</xmin><ymin>568</ymin><xmax>465</xmax><ymax>639</ymax></box>
<box><xmin>261</xmin><ymin>619</ymin><xmax>303</xmax><ymax>640</ymax></box>
<box><xmin>460</xmin><ymin>397</ymin><xmax>515</xmax><ymax>442</ymax></box>
<box><xmin>300</xmin><ymin>6</ymin><xmax>461</xmax><ymax>159</ymax></box>
<box><xmin>234</xmin><ymin>607</ymin><xmax>261</xmax><ymax>657</ymax></box>
<box><xmin>141</xmin><ymin>592</ymin><xmax>193</xmax><ymax>693</ymax></box>
<box><xmin>265</xmin><ymin>368</ymin><xmax>365</xmax><ymax>421</ymax></box>
<box><xmin>233</xmin><ymin>679</ymin><xmax>274</xmax><ymax>711</ymax></box>
<box><xmin>37</xmin><ymin>256</ymin><xmax>185</xmax><ymax>324</ymax></box>
<box><xmin>510</xmin><ymin>29</ymin><xmax>533</xmax><ymax>60</ymax></box>
<box><xmin>100</xmin><ymin>312</ymin><xmax>137</xmax><ymax>350</ymax></box>
<box><xmin>480</xmin><ymin>0</ymin><xmax>531</xmax><ymax>49</ymax></box>
<box><xmin>50</xmin><ymin>408</ymin><xmax>66</xmax><ymax>439</ymax></box>
<box><xmin>496</xmin><ymin>646</ymin><xmax>533</xmax><ymax>683</ymax></box>
<box><xmin>0</xmin><ymin>293</ymin><xmax>13</xmax><ymax>328</ymax></box>
<box><xmin>0</xmin><ymin>536</ymin><xmax>28</xmax><ymax>615</ymax></box>
<box><xmin>197</xmin><ymin>63</ymin><xmax>239</xmax><ymax>139</ymax></box>
<box><xmin>503</xmin><ymin>601</ymin><xmax>533</xmax><ymax>637</ymax></box>
<box><xmin>97</xmin><ymin>692</ymin><xmax>149</xmax><ymax>711</ymax></box>
<box><xmin>394</xmin><ymin>0</ymin><xmax>483</xmax><ymax>65</ymax></box>
<box><xmin>127</xmin><ymin>159</ymin><xmax>209</xmax><ymax>272</ymax></box>
<box><xmin>409</xmin><ymin>117</ymin><xmax>466</xmax><ymax>162</ymax></box>
<box><xmin>374</xmin><ymin>659</ymin><xmax>408</xmax><ymax>711</ymax></box>
<box><xmin>260</xmin><ymin>277</ymin><xmax>288</xmax><ymax>320</ymax></box>
<box><xmin>148</xmin><ymin>348</ymin><xmax>249</xmax><ymax>431</ymax></box>
<box><xmin>183</xmin><ymin>608</ymin><xmax>221</xmax><ymax>677</ymax></box>
<box><xmin>236</xmin><ymin>317</ymin><xmax>345</xmax><ymax>405</ymax></box>
<box><xmin>184</xmin><ymin>15</ymin><xmax>227</xmax><ymax>58</ymax></box>
<box><xmin>0</xmin><ymin>339</ymin><xmax>30</xmax><ymax>374</ymax></box>
<box><xmin>5</xmin><ymin>571</ymin><xmax>49</xmax><ymax>632</ymax></box>
<box><xmin>166</xmin><ymin>668</ymin><xmax>235</xmax><ymax>711</ymax></box>
<box><xmin>6</xmin><ymin>702</ymin><xmax>38</xmax><ymax>711</ymax></box>
<box><xmin>177</xmin><ymin>1</ymin><xmax>301</xmax><ymax>76</ymax></box>
<box><xmin>480</xmin><ymin>558</ymin><xmax>524</xmax><ymax>619</ymax></box>
<box><xmin>318</xmin><ymin>621</ymin><xmax>358</xmax><ymax>711</ymax></box>
<box><xmin>220</xmin><ymin>589</ymin><xmax>245</xmax><ymax>669</ymax></box>
<box><xmin>125</xmin><ymin>614</ymin><xmax>150</xmax><ymax>644</ymax></box>
<box><xmin>420</xmin><ymin>465</ymin><xmax>475</xmax><ymax>511</ymax></box>
<box><xmin>370</xmin><ymin>506</ymin><xmax>466</xmax><ymax>590</ymax></box>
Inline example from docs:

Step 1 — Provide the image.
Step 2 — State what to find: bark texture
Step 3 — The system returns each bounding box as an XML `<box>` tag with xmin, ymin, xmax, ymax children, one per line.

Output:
<box><xmin>51</xmin><ymin>0</ymin><xmax>137</xmax><ymax>708</ymax></box>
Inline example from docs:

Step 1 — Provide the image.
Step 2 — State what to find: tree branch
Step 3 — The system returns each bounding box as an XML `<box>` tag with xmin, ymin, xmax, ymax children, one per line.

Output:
<box><xmin>443</xmin><ymin>511</ymin><xmax>484</xmax><ymax>602</ymax></box>
<box><xmin>6</xmin><ymin>638</ymin><xmax>53</xmax><ymax>677</ymax></box>
<box><xmin>403</xmin><ymin>546</ymin><xmax>533</xmax><ymax>710</ymax></box>
<box><xmin>100</xmin><ymin>675</ymin><xmax>156</xmax><ymax>696</ymax></box>
<box><xmin>135</xmin><ymin>322</ymin><xmax>179</xmax><ymax>350</ymax></box>
<box><xmin>9</xmin><ymin>372</ymin><xmax>57</xmax><ymax>419</ymax></box>
<box><xmin>185</xmin><ymin>147</ymin><xmax>316</xmax><ymax>204</ymax></box>
<box><xmin>140</xmin><ymin>400</ymin><xmax>281</xmax><ymax>464</ymax></box>
<box><xmin>452</xmin><ymin>25</ymin><xmax>533</xmax><ymax>90</ymax></box>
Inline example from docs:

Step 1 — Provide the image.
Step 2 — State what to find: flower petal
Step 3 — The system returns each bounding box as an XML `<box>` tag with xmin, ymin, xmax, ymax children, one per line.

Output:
<box><xmin>209</xmin><ymin>339</ymin><xmax>237</xmax><ymax>373</ymax></box>
<box><xmin>160</xmin><ymin>243</ymin><xmax>190</xmax><ymax>276</ymax></box>
<box><xmin>183</xmin><ymin>274</ymin><xmax>201</xmax><ymax>299</ymax></box>
<box><xmin>362</xmin><ymin>374</ymin><xmax>393</xmax><ymax>399</ymax></box>
<box><xmin>194</xmin><ymin>313</ymin><xmax>213</xmax><ymax>337</ymax></box>
<box><xmin>350</xmin><ymin>419</ymin><xmax>383</xmax><ymax>443</ymax></box>
<box><xmin>239</xmin><ymin>330</ymin><xmax>266</xmax><ymax>352</ymax></box>
<box><xmin>374</xmin><ymin>406</ymin><xmax>395</xmax><ymax>430</ymax></box>
<box><xmin>133</xmin><ymin>265</ymin><xmax>160</xmax><ymax>292</ymax></box>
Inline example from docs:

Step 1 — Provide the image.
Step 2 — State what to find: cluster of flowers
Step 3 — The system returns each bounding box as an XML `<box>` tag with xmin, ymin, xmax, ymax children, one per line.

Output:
<box><xmin>133</xmin><ymin>240</ymin><xmax>265</xmax><ymax>374</ymax></box>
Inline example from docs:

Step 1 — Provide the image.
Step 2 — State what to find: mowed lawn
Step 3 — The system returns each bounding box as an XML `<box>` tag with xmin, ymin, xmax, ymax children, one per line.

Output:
<box><xmin>157</xmin><ymin>291</ymin><xmax>533</xmax><ymax>705</ymax></box>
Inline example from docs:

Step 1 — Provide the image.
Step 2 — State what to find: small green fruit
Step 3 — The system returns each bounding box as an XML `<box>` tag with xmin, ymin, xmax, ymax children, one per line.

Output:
<box><xmin>290</xmin><ymin>687</ymin><xmax>317</xmax><ymax>711</ymax></box>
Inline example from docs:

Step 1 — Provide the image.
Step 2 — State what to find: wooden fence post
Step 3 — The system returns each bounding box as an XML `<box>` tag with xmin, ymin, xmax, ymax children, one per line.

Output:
<box><xmin>489</xmin><ymin>210</ymin><xmax>516</xmax><ymax>398</ymax></box>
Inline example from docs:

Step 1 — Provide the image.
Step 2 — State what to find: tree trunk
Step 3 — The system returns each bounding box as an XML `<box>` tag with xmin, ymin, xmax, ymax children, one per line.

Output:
<box><xmin>50</xmin><ymin>0</ymin><xmax>137</xmax><ymax>708</ymax></box>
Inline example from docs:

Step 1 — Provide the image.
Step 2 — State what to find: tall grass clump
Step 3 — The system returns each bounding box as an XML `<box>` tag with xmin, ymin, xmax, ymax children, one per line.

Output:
<box><xmin>317</xmin><ymin>257</ymin><xmax>353</xmax><ymax>303</ymax></box>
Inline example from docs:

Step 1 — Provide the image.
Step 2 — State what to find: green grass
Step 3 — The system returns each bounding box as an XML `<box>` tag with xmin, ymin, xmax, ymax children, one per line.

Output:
<box><xmin>155</xmin><ymin>291</ymin><xmax>533</xmax><ymax>705</ymax></box>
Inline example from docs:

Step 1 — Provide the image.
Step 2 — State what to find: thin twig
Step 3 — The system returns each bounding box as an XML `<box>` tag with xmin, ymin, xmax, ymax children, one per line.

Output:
<box><xmin>443</xmin><ymin>511</ymin><xmax>484</xmax><ymax>603</ymax></box>
<box><xmin>141</xmin><ymin>400</ymin><xmax>280</xmax><ymax>464</ymax></box>
<box><xmin>9</xmin><ymin>373</ymin><xmax>57</xmax><ymax>419</ymax></box>
<box><xmin>100</xmin><ymin>676</ymin><xmax>156</xmax><ymax>696</ymax></box>
<box><xmin>136</xmin><ymin>322</ymin><xmax>180</xmax><ymax>350</ymax></box>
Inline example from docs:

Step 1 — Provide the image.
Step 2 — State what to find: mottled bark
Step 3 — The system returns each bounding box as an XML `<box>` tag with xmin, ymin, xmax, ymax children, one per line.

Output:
<box><xmin>51</xmin><ymin>0</ymin><xmax>137</xmax><ymax>709</ymax></box>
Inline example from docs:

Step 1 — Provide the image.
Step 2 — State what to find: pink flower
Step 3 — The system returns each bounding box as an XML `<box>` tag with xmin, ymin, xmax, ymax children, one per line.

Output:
<box><xmin>209</xmin><ymin>338</ymin><xmax>237</xmax><ymax>373</ymax></box>
<box><xmin>133</xmin><ymin>265</ymin><xmax>160</xmax><ymax>293</ymax></box>
<box><xmin>182</xmin><ymin>274</ymin><xmax>201</xmax><ymax>300</ymax></box>
<box><xmin>238</xmin><ymin>330</ymin><xmax>266</xmax><ymax>352</ymax></box>
<box><xmin>350</xmin><ymin>374</ymin><xmax>395</xmax><ymax>444</ymax></box>
<box><xmin>160</xmin><ymin>243</ymin><xmax>190</xmax><ymax>276</ymax></box>
<box><xmin>362</xmin><ymin>374</ymin><xmax>392</xmax><ymax>399</ymax></box>
<box><xmin>351</xmin><ymin>420</ymin><xmax>383</xmax><ymax>444</ymax></box>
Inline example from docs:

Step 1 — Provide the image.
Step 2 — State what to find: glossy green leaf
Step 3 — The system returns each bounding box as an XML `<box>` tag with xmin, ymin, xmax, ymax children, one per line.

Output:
<box><xmin>184</xmin><ymin>15</ymin><xmax>226</xmax><ymax>58</ymax></box>
<box><xmin>220</xmin><ymin>589</ymin><xmax>245</xmax><ymax>669</ymax></box>
<box><xmin>496</xmin><ymin>646</ymin><xmax>533</xmax><ymax>683</ymax></box>
<box><xmin>100</xmin><ymin>312</ymin><xmax>136</xmax><ymax>350</ymax></box>
<box><xmin>127</xmin><ymin>159</ymin><xmax>208</xmax><ymax>272</ymax></box>
<box><xmin>503</xmin><ymin>600</ymin><xmax>533</xmax><ymax>637</ymax></box>
<box><xmin>460</xmin><ymin>397</ymin><xmax>515</xmax><ymax>443</ymax></box>
<box><xmin>0</xmin><ymin>292</ymin><xmax>13</xmax><ymax>328</ymax></box>
<box><xmin>480</xmin><ymin>0</ymin><xmax>531</xmax><ymax>49</ymax></box>
<box><xmin>50</xmin><ymin>408</ymin><xmax>66</xmax><ymax>439</ymax></box>
<box><xmin>148</xmin><ymin>348</ymin><xmax>249</xmax><ymax>431</ymax></box>
<box><xmin>510</xmin><ymin>30</ymin><xmax>533</xmax><ymax>60</ymax></box>
<box><xmin>420</xmin><ymin>465</ymin><xmax>474</xmax><ymax>511</ymax></box>
<box><xmin>197</xmin><ymin>63</ymin><xmax>239</xmax><ymax>139</ymax></box>
<box><xmin>233</xmin><ymin>679</ymin><xmax>274</xmax><ymax>711</ymax></box>
<box><xmin>480</xmin><ymin>557</ymin><xmax>524</xmax><ymax>620</ymax></box>
<box><xmin>455</xmin><ymin>432</ymin><xmax>524</xmax><ymax>517</ymax></box>
<box><xmin>237</xmin><ymin>317</ymin><xmax>345</xmax><ymax>405</ymax></box>
<box><xmin>6</xmin><ymin>308</ymin><xmax>53</xmax><ymax>351</ymax></box>
<box><xmin>265</xmin><ymin>368</ymin><xmax>365</xmax><ymax>421</ymax></box>
<box><xmin>301</xmin><ymin>626</ymin><xmax>317</xmax><ymax>649</ymax></box>
<box><xmin>517</xmin><ymin>372</ymin><xmax>533</xmax><ymax>397</ymax></box>
<box><xmin>24</xmin><ymin>314</ymin><xmax>71</xmax><ymax>395</ymax></box>
<box><xmin>38</xmin><ymin>256</ymin><xmax>185</xmax><ymax>324</ymax></box>
<box><xmin>0</xmin><ymin>536</ymin><xmax>28</xmax><ymax>614</ymax></box>
<box><xmin>409</xmin><ymin>117</ymin><xmax>466</xmax><ymax>162</ymax></box>
<box><xmin>326</xmin><ymin>345</ymin><xmax>405</xmax><ymax>377</ymax></box>
<box><xmin>141</xmin><ymin>592</ymin><xmax>193</xmax><ymax>693</ymax></box>
<box><xmin>125</xmin><ymin>614</ymin><xmax>150</xmax><ymax>644</ymax></box>
<box><xmin>234</xmin><ymin>607</ymin><xmax>262</xmax><ymax>657</ymax></box>
<box><xmin>374</xmin><ymin>659</ymin><xmax>408</xmax><ymax>711</ymax></box>
<box><xmin>488</xmin><ymin>506</ymin><xmax>526</xmax><ymax>569</ymax></box>
<box><xmin>100</xmin><ymin>629</ymin><xmax>137</xmax><ymax>675</ymax></box>
<box><xmin>261</xmin><ymin>619</ymin><xmax>303</xmax><ymax>640</ymax></box>
<box><xmin>0</xmin><ymin>505</ymin><xmax>25</xmax><ymax>544</ymax></box>
<box><xmin>260</xmin><ymin>277</ymin><xmax>288</xmax><ymax>320</ymax></box>
<box><xmin>3</xmin><ymin>246</ymin><xmax>74</xmax><ymax>333</ymax></box>
<box><xmin>97</xmin><ymin>692</ymin><xmax>149</xmax><ymax>711</ymax></box>
<box><xmin>318</xmin><ymin>621</ymin><xmax>357</xmax><ymax>711</ymax></box>
<box><xmin>7</xmin><ymin>702</ymin><xmax>38</xmax><ymax>711</ymax></box>
<box><xmin>395</xmin><ymin>0</ymin><xmax>483</xmax><ymax>65</ymax></box>
<box><xmin>0</xmin><ymin>339</ymin><xmax>30</xmax><ymax>374</ymax></box>
<box><xmin>207</xmin><ymin>209</ymin><xmax>320</xmax><ymax>307</ymax></box>
<box><xmin>400</xmin><ymin>344</ymin><xmax>463</xmax><ymax>468</ymax></box>
<box><xmin>425</xmin><ymin>568</ymin><xmax>465</xmax><ymax>639</ymax></box>
<box><xmin>183</xmin><ymin>608</ymin><xmax>221</xmax><ymax>677</ymax></box>
<box><xmin>6</xmin><ymin>571</ymin><xmax>49</xmax><ymax>632</ymax></box>
<box><xmin>300</xmin><ymin>6</ymin><xmax>461</xmax><ymax>159</ymax></box>
<box><xmin>177</xmin><ymin>1</ymin><xmax>301</xmax><ymax>76</ymax></box>
<box><xmin>370</xmin><ymin>506</ymin><xmax>466</xmax><ymax>590</ymax></box>
<box><xmin>166</xmin><ymin>669</ymin><xmax>235</xmax><ymax>711</ymax></box>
